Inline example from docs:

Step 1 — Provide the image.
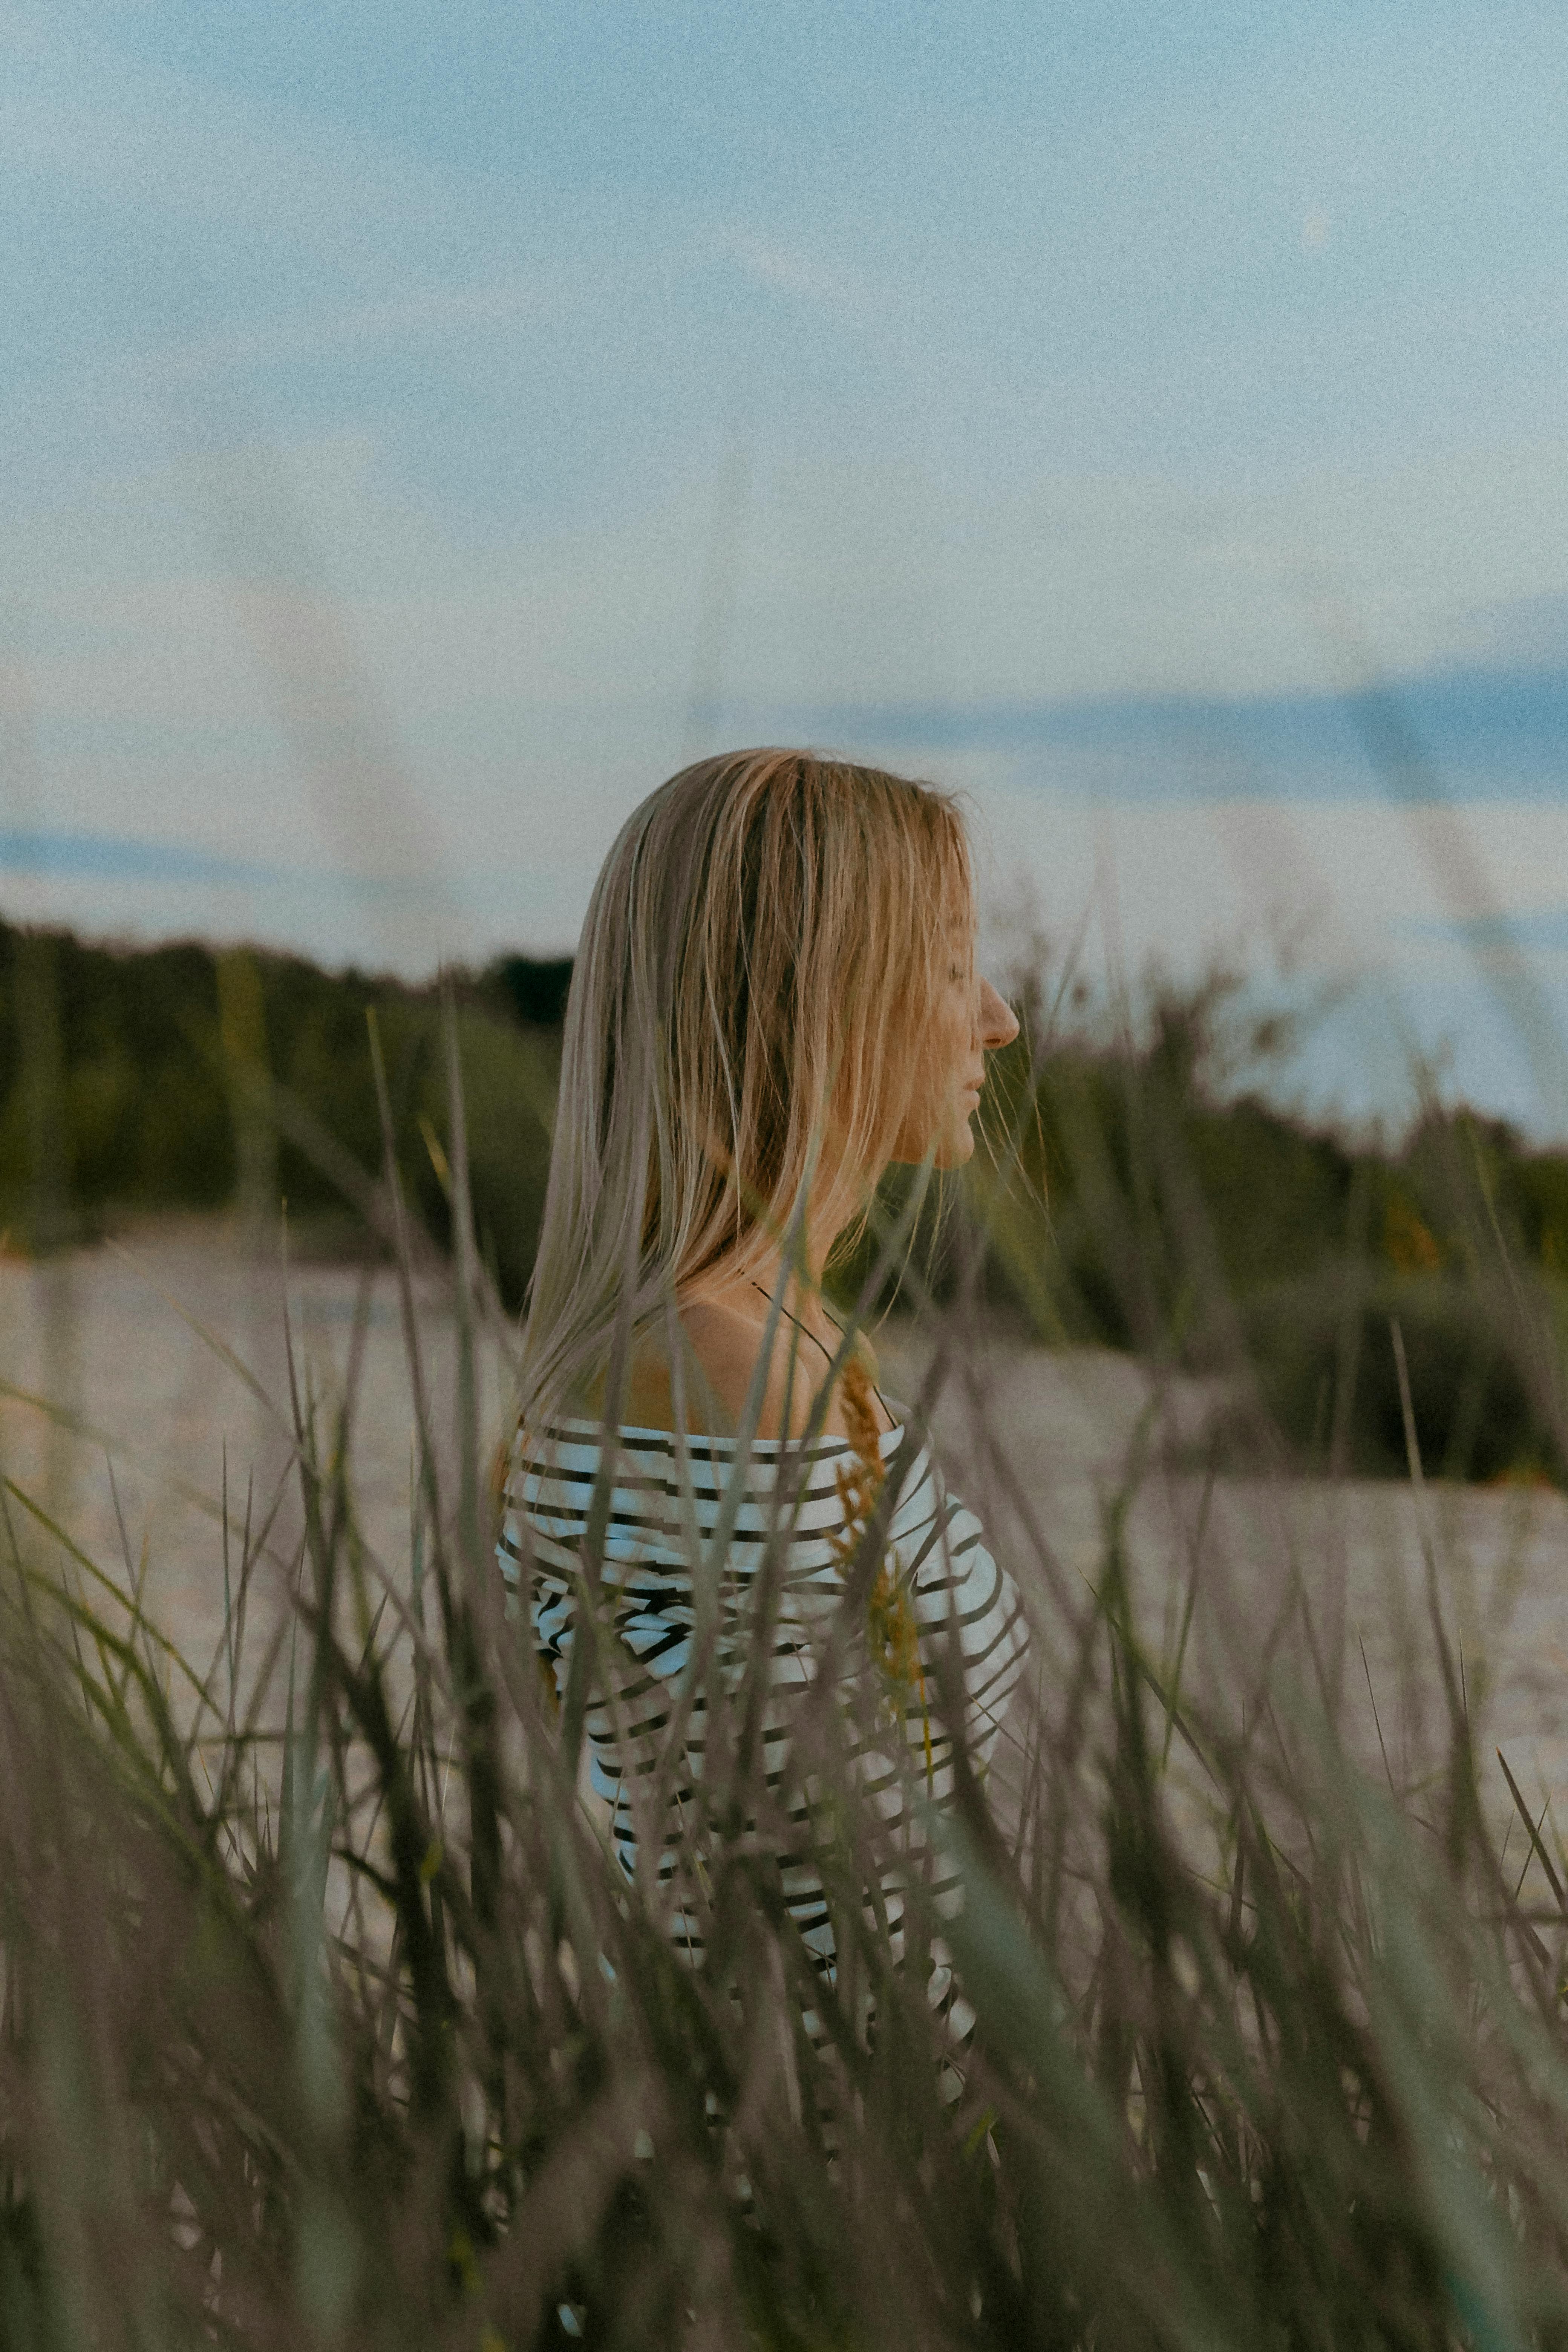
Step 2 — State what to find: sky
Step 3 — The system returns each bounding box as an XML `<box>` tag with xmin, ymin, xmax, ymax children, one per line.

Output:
<box><xmin>6</xmin><ymin>1</ymin><xmax>1568</xmax><ymax>1133</ymax></box>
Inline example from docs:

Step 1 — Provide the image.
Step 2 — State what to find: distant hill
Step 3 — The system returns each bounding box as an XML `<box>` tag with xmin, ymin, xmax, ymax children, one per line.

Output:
<box><xmin>0</xmin><ymin>924</ymin><xmax>567</xmax><ymax>1310</ymax></box>
<box><xmin>3</xmin><ymin>919</ymin><xmax>1566</xmax><ymax>1481</ymax></box>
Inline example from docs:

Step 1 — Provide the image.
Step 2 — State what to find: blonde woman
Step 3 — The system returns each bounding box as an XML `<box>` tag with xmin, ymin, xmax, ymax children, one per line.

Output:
<box><xmin>498</xmin><ymin>748</ymin><xmax>1029</xmax><ymax>1993</ymax></box>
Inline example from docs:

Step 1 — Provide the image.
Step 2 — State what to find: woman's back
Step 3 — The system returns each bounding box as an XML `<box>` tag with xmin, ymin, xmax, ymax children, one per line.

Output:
<box><xmin>499</xmin><ymin>1386</ymin><xmax>1029</xmax><ymax>1977</ymax></box>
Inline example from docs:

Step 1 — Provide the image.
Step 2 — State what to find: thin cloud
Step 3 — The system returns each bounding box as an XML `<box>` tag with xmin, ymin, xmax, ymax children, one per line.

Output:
<box><xmin>1408</xmin><ymin>909</ymin><xmax>1568</xmax><ymax>955</ymax></box>
<box><xmin>713</xmin><ymin>228</ymin><xmax>874</xmax><ymax>318</ymax></box>
<box><xmin>734</xmin><ymin>662</ymin><xmax>1568</xmax><ymax>801</ymax></box>
<box><xmin>0</xmin><ymin>827</ymin><xmax>423</xmax><ymax>900</ymax></box>
<box><xmin>129</xmin><ymin>281</ymin><xmax>539</xmax><ymax>389</ymax></box>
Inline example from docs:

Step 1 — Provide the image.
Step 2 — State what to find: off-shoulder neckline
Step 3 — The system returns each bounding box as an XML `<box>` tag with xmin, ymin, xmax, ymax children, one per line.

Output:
<box><xmin>538</xmin><ymin>1415</ymin><xmax>908</xmax><ymax>1459</ymax></box>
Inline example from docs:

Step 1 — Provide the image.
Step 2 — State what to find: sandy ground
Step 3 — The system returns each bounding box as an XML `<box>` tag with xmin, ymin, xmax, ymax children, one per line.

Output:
<box><xmin>874</xmin><ymin>1317</ymin><xmax>1568</xmax><ymax>1856</ymax></box>
<box><xmin>0</xmin><ymin>1223</ymin><xmax>514</xmax><ymax>1722</ymax></box>
<box><xmin>2</xmin><ymin>1225</ymin><xmax>1565</xmax><ymax>1856</ymax></box>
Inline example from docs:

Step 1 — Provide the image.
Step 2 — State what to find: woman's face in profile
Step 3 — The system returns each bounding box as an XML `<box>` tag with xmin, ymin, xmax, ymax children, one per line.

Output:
<box><xmin>888</xmin><ymin>892</ymin><xmax>1020</xmax><ymax>1171</ymax></box>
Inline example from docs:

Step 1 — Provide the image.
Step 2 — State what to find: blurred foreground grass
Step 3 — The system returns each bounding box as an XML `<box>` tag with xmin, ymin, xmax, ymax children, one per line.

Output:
<box><xmin>3</xmin><ymin>975</ymin><xmax>1568</xmax><ymax>2343</ymax></box>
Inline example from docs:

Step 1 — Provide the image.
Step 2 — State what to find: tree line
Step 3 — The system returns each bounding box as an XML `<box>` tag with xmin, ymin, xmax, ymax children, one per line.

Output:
<box><xmin>1</xmin><ymin>919</ymin><xmax>1564</xmax><ymax>1479</ymax></box>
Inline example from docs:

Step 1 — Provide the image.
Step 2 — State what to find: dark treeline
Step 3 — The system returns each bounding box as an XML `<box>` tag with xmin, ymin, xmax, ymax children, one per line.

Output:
<box><xmin>852</xmin><ymin>965</ymin><xmax>1568</xmax><ymax>1487</ymax></box>
<box><xmin>2</xmin><ymin>920</ymin><xmax>1565</xmax><ymax>1481</ymax></box>
<box><xmin>0</xmin><ymin>924</ymin><xmax>568</xmax><ymax>1311</ymax></box>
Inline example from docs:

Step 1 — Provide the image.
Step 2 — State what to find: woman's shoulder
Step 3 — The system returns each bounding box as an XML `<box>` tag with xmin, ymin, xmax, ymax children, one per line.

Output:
<box><xmin>673</xmin><ymin>1296</ymin><xmax>890</xmax><ymax>1442</ymax></box>
<box><xmin>560</xmin><ymin>1300</ymin><xmax>886</xmax><ymax>1446</ymax></box>
<box><xmin>620</xmin><ymin>1307</ymin><xmax>812</xmax><ymax>1441</ymax></box>
<box><xmin>563</xmin><ymin>1321</ymin><xmax>732</xmax><ymax>1440</ymax></box>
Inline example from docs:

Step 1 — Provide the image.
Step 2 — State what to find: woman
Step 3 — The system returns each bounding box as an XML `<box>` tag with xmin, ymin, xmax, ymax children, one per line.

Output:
<box><xmin>498</xmin><ymin>748</ymin><xmax>1029</xmax><ymax>1992</ymax></box>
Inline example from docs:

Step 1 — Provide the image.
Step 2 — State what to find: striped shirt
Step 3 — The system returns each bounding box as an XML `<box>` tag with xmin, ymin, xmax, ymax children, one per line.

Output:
<box><xmin>497</xmin><ymin>1409</ymin><xmax>1030</xmax><ymax>1980</ymax></box>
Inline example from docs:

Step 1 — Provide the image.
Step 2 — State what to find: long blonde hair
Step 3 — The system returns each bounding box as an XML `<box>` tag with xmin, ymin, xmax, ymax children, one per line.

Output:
<box><xmin>517</xmin><ymin>749</ymin><xmax>971</xmax><ymax>1430</ymax></box>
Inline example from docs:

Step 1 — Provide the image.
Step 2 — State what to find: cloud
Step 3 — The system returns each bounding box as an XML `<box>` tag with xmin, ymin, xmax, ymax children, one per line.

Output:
<box><xmin>0</xmin><ymin>825</ymin><xmax>420</xmax><ymax>900</ymax></box>
<box><xmin>1408</xmin><ymin>908</ymin><xmax>1568</xmax><ymax>956</ymax></box>
<box><xmin>120</xmin><ymin>281</ymin><xmax>540</xmax><ymax>389</ymax></box>
<box><xmin>712</xmin><ymin>228</ymin><xmax>874</xmax><ymax>319</ymax></box>
<box><xmin>774</xmin><ymin>661</ymin><xmax>1568</xmax><ymax>801</ymax></box>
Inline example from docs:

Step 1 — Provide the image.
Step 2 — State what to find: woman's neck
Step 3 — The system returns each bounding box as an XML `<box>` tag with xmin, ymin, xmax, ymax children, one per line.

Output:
<box><xmin>624</xmin><ymin>1179</ymin><xmax>884</xmax><ymax>1441</ymax></box>
<box><xmin>674</xmin><ymin>1144</ymin><xmax>874</xmax><ymax>1332</ymax></box>
<box><xmin>682</xmin><ymin>1248</ymin><xmax>821</xmax><ymax>1326</ymax></box>
<box><xmin>697</xmin><ymin>1192</ymin><xmax>856</xmax><ymax>1322</ymax></box>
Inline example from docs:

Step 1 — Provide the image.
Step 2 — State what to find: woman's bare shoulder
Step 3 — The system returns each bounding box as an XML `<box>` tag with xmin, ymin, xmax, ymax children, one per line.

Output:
<box><xmin>669</xmin><ymin>1298</ymin><xmax>793</xmax><ymax>1436</ymax></box>
<box><xmin>681</xmin><ymin>1298</ymin><xmax>874</xmax><ymax>1440</ymax></box>
<box><xmin>569</xmin><ymin>1288</ymin><xmax>882</xmax><ymax>1444</ymax></box>
<box><xmin>571</xmin><ymin>1315</ymin><xmax>746</xmax><ymax>1439</ymax></box>
<box><xmin>575</xmin><ymin>1303</ymin><xmax>840</xmax><ymax>1442</ymax></box>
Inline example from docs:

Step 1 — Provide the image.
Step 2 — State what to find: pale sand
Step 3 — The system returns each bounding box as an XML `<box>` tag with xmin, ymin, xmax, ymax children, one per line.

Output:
<box><xmin>0</xmin><ymin>1224</ymin><xmax>515</xmax><ymax>1723</ymax></box>
<box><xmin>1</xmin><ymin>1227</ymin><xmax>1564</xmax><ymax>1860</ymax></box>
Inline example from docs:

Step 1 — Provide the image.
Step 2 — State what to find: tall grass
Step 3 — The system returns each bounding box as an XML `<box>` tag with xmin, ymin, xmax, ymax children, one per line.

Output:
<box><xmin>4</xmin><ymin>997</ymin><xmax>1568</xmax><ymax>2350</ymax></box>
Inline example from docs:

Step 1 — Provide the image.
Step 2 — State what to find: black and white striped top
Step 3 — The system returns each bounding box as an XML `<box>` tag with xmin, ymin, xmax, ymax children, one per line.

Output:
<box><xmin>497</xmin><ymin>1409</ymin><xmax>1030</xmax><ymax>1978</ymax></box>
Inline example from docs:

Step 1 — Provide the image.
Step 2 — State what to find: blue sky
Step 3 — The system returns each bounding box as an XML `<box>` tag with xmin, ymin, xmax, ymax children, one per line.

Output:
<box><xmin>6</xmin><ymin>2</ymin><xmax>1568</xmax><ymax>1130</ymax></box>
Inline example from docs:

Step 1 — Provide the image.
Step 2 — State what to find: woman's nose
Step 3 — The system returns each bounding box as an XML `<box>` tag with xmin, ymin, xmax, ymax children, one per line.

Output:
<box><xmin>980</xmin><ymin>978</ymin><xmax>1020</xmax><ymax>1049</ymax></box>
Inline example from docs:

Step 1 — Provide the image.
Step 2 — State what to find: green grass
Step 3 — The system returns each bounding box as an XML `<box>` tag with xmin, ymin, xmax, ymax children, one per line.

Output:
<box><xmin>4</xmin><ymin>1003</ymin><xmax>1568</xmax><ymax>2348</ymax></box>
